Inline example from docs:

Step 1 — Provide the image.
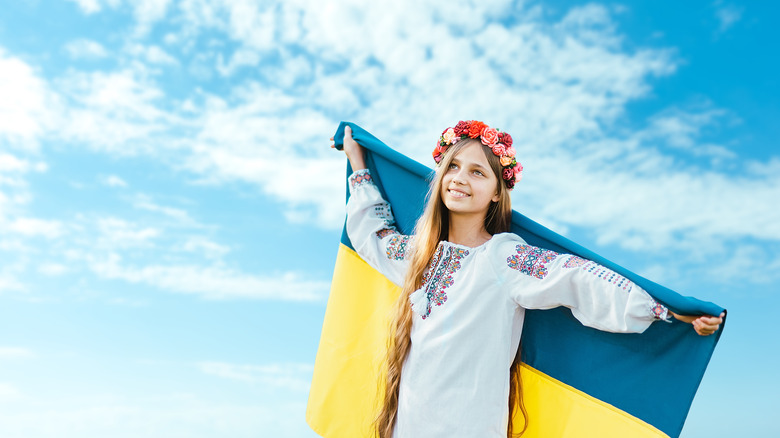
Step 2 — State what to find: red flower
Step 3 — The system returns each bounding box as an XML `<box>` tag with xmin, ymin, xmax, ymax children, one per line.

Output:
<box><xmin>506</xmin><ymin>179</ymin><xmax>515</xmax><ymax>189</ymax></box>
<box><xmin>500</xmin><ymin>132</ymin><xmax>513</xmax><ymax>148</ymax></box>
<box><xmin>491</xmin><ymin>143</ymin><xmax>507</xmax><ymax>157</ymax></box>
<box><xmin>502</xmin><ymin>168</ymin><xmax>513</xmax><ymax>180</ymax></box>
<box><xmin>453</xmin><ymin>121</ymin><xmax>469</xmax><ymax>137</ymax></box>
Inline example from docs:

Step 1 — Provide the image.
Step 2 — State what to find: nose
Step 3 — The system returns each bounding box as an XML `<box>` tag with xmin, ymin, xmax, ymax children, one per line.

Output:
<box><xmin>452</xmin><ymin>169</ymin><xmax>466</xmax><ymax>185</ymax></box>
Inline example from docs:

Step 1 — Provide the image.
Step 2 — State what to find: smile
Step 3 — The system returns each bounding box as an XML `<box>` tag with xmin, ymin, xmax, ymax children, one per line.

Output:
<box><xmin>448</xmin><ymin>189</ymin><xmax>470</xmax><ymax>198</ymax></box>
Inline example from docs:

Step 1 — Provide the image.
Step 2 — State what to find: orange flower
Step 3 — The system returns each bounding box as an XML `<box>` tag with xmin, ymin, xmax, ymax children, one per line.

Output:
<box><xmin>468</xmin><ymin>121</ymin><xmax>486</xmax><ymax>138</ymax></box>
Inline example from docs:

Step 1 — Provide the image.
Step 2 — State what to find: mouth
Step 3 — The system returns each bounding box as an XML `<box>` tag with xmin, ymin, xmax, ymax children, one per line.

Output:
<box><xmin>447</xmin><ymin>188</ymin><xmax>470</xmax><ymax>198</ymax></box>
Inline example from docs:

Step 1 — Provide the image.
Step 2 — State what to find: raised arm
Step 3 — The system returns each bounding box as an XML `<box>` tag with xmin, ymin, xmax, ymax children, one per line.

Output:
<box><xmin>331</xmin><ymin>125</ymin><xmax>366</xmax><ymax>172</ymax></box>
<box><xmin>332</xmin><ymin>126</ymin><xmax>411</xmax><ymax>287</ymax></box>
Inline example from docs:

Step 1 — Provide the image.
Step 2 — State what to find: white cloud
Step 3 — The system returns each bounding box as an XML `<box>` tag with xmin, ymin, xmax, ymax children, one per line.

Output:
<box><xmin>67</xmin><ymin>0</ymin><xmax>103</xmax><ymax>14</ymax></box>
<box><xmin>0</xmin><ymin>271</ymin><xmax>25</xmax><ymax>293</ymax></box>
<box><xmin>0</xmin><ymin>153</ymin><xmax>33</xmax><ymax>173</ymax></box>
<box><xmin>132</xmin><ymin>0</ymin><xmax>173</xmax><ymax>35</ymax></box>
<box><xmin>126</xmin><ymin>43</ymin><xmax>178</xmax><ymax>65</ymax></box>
<box><xmin>2</xmin><ymin>1</ymin><xmax>777</xmax><ymax>287</ymax></box>
<box><xmin>132</xmin><ymin>195</ymin><xmax>197</xmax><ymax>225</ymax></box>
<box><xmin>0</xmin><ymin>347</ymin><xmax>34</xmax><ymax>359</ymax></box>
<box><xmin>55</xmin><ymin>67</ymin><xmax>177</xmax><ymax>154</ymax></box>
<box><xmin>5</xmin><ymin>218</ymin><xmax>63</xmax><ymax>239</ymax></box>
<box><xmin>38</xmin><ymin>263</ymin><xmax>68</xmax><ymax>276</ymax></box>
<box><xmin>64</xmin><ymin>39</ymin><xmax>109</xmax><ymax>59</ymax></box>
<box><xmin>68</xmin><ymin>0</ymin><xmax>122</xmax><ymax>14</ymax></box>
<box><xmin>0</xmin><ymin>48</ymin><xmax>54</xmax><ymax>150</ymax></box>
<box><xmin>89</xmin><ymin>253</ymin><xmax>327</xmax><ymax>301</ymax></box>
<box><xmin>198</xmin><ymin>362</ymin><xmax>313</xmax><ymax>392</ymax></box>
<box><xmin>714</xmin><ymin>2</ymin><xmax>743</xmax><ymax>33</ymax></box>
<box><xmin>180</xmin><ymin>237</ymin><xmax>230</xmax><ymax>259</ymax></box>
<box><xmin>95</xmin><ymin>217</ymin><xmax>160</xmax><ymax>248</ymax></box>
<box><xmin>0</xmin><ymin>395</ymin><xmax>316</xmax><ymax>438</ymax></box>
<box><xmin>216</xmin><ymin>48</ymin><xmax>260</xmax><ymax>76</ymax></box>
<box><xmin>102</xmin><ymin>175</ymin><xmax>128</xmax><ymax>187</ymax></box>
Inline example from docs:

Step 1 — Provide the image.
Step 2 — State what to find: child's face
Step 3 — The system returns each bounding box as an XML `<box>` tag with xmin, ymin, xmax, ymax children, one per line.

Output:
<box><xmin>441</xmin><ymin>142</ymin><xmax>500</xmax><ymax>219</ymax></box>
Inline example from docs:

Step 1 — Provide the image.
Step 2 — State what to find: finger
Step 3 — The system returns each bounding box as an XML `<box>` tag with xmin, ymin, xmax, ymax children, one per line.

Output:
<box><xmin>694</xmin><ymin>322</ymin><xmax>715</xmax><ymax>336</ymax></box>
<box><xmin>700</xmin><ymin>321</ymin><xmax>721</xmax><ymax>332</ymax></box>
<box><xmin>695</xmin><ymin>319</ymin><xmax>721</xmax><ymax>335</ymax></box>
<box><xmin>700</xmin><ymin>316</ymin><xmax>723</xmax><ymax>325</ymax></box>
<box><xmin>696</xmin><ymin>316</ymin><xmax>720</xmax><ymax>327</ymax></box>
<box><xmin>329</xmin><ymin>136</ymin><xmax>334</xmax><ymax>141</ymax></box>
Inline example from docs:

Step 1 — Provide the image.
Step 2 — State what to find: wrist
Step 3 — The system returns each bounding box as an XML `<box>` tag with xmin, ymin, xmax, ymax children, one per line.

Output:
<box><xmin>347</xmin><ymin>152</ymin><xmax>366</xmax><ymax>171</ymax></box>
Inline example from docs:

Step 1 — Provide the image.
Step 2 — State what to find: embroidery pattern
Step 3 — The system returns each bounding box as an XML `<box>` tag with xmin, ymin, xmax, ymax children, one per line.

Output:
<box><xmin>375</xmin><ymin>228</ymin><xmax>397</xmax><ymax>239</ymax></box>
<box><xmin>507</xmin><ymin>245</ymin><xmax>559</xmax><ymax>279</ymax></box>
<box><xmin>583</xmin><ymin>264</ymin><xmax>634</xmax><ymax>292</ymax></box>
<box><xmin>419</xmin><ymin>244</ymin><xmax>469</xmax><ymax>319</ymax></box>
<box><xmin>650</xmin><ymin>301</ymin><xmax>668</xmax><ymax>320</ymax></box>
<box><xmin>386</xmin><ymin>234</ymin><xmax>410</xmax><ymax>260</ymax></box>
<box><xmin>372</xmin><ymin>203</ymin><xmax>394</xmax><ymax>225</ymax></box>
<box><xmin>563</xmin><ymin>256</ymin><xmax>589</xmax><ymax>269</ymax></box>
<box><xmin>349</xmin><ymin>169</ymin><xmax>372</xmax><ymax>190</ymax></box>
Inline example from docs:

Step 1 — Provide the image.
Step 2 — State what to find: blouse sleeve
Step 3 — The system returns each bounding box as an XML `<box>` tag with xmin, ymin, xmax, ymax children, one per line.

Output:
<box><xmin>345</xmin><ymin>169</ymin><xmax>411</xmax><ymax>287</ymax></box>
<box><xmin>497</xmin><ymin>239</ymin><xmax>670</xmax><ymax>333</ymax></box>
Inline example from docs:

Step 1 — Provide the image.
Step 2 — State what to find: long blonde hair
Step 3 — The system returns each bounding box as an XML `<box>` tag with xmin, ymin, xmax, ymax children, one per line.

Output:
<box><xmin>374</xmin><ymin>138</ymin><xmax>527</xmax><ymax>437</ymax></box>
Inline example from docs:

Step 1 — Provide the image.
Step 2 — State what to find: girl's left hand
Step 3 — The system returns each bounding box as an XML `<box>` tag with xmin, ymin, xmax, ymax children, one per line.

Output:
<box><xmin>670</xmin><ymin>311</ymin><xmax>725</xmax><ymax>336</ymax></box>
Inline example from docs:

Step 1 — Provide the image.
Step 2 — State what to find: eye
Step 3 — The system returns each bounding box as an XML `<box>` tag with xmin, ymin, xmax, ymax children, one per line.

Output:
<box><xmin>448</xmin><ymin>163</ymin><xmax>458</xmax><ymax>170</ymax></box>
<box><xmin>473</xmin><ymin>169</ymin><xmax>484</xmax><ymax>176</ymax></box>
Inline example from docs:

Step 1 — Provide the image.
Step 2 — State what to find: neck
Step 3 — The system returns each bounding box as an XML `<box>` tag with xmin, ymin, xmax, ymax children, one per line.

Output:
<box><xmin>447</xmin><ymin>212</ymin><xmax>492</xmax><ymax>248</ymax></box>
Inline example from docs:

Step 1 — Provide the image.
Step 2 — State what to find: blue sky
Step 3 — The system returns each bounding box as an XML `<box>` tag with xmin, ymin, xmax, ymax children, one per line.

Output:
<box><xmin>0</xmin><ymin>0</ymin><xmax>777</xmax><ymax>436</ymax></box>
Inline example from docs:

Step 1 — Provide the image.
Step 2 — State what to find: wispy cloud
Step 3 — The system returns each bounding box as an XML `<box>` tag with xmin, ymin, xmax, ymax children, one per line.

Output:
<box><xmin>67</xmin><ymin>0</ymin><xmax>106</xmax><ymax>15</ymax></box>
<box><xmin>55</xmin><ymin>67</ymin><xmax>179</xmax><ymax>154</ymax></box>
<box><xmin>132</xmin><ymin>195</ymin><xmax>198</xmax><ymax>225</ymax></box>
<box><xmin>0</xmin><ymin>347</ymin><xmax>34</xmax><ymax>359</ymax></box>
<box><xmin>5</xmin><ymin>218</ymin><xmax>64</xmax><ymax>239</ymax></box>
<box><xmin>0</xmin><ymin>394</ymin><xmax>315</xmax><ymax>438</ymax></box>
<box><xmin>88</xmin><ymin>253</ymin><xmax>328</xmax><ymax>301</ymax></box>
<box><xmin>95</xmin><ymin>217</ymin><xmax>160</xmax><ymax>249</ymax></box>
<box><xmin>0</xmin><ymin>272</ymin><xmax>24</xmax><ymax>293</ymax></box>
<box><xmin>198</xmin><ymin>362</ymin><xmax>314</xmax><ymax>392</ymax></box>
<box><xmin>38</xmin><ymin>263</ymin><xmax>68</xmax><ymax>276</ymax></box>
<box><xmin>713</xmin><ymin>1</ymin><xmax>744</xmax><ymax>33</ymax></box>
<box><xmin>125</xmin><ymin>43</ymin><xmax>178</xmax><ymax>65</ymax></box>
<box><xmin>64</xmin><ymin>39</ymin><xmax>109</xmax><ymax>59</ymax></box>
<box><xmin>0</xmin><ymin>49</ymin><xmax>55</xmax><ymax>150</ymax></box>
<box><xmin>1</xmin><ymin>1</ymin><xmax>778</xmax><ymax>288</ymax></box>
<box><xmin>101</xmin><ymin>175</ymin><xmax>128</xmax><ymax>187</ymax></box>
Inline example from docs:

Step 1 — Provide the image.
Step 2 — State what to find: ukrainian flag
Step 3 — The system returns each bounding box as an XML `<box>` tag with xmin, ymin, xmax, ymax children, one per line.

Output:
<box><xmin>306</xmin><ymin>122</ymin><xmax>726</xmax><ymax>438</ymax></box>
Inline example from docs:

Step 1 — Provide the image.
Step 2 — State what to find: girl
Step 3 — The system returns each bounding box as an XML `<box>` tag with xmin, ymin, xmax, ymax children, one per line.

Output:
<box><xmin>333</xmin><ymin>121</ymin><xmax>723</xmax><ymax>438</ymax></box>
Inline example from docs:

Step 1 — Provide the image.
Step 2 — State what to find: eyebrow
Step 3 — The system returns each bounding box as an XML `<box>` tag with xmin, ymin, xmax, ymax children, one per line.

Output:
<box><xmin>451</xmin><ymin>157</ymin><xmax>489</xmax><ymax>172</ymax></box>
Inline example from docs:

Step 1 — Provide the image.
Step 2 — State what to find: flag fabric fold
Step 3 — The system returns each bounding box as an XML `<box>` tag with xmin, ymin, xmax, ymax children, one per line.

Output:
<box><xmin>307</xmin><ymin>122</ymin><xmax>725</xmax><ymax>438</ymax></box>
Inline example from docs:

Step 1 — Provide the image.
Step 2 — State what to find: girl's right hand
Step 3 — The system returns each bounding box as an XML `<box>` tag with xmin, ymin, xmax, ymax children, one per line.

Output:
<box><xmin>330</xmin><ymin>125</ymin><xmax>367</xmax><ymax>171</ymax></box>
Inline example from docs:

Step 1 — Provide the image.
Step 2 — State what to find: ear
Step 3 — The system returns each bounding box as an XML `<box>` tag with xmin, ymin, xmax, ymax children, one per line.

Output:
<box><xmin>492</xmin><ymin>191</ymin><xmax>500</xmax><ymax>203</ymax></box>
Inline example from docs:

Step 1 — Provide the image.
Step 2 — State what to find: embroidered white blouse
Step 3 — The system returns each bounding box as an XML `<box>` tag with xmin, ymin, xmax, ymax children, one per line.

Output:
<box><xmin>346</xmin><ymin>169</ymin><xmax>668</xmax><ymax>438</ymax></box>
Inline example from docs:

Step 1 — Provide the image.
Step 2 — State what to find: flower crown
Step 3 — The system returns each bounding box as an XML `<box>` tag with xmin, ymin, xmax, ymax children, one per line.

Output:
<box><xmin>432</xmin><ymin>120</ymin><xmax>523</xmax><ymax>189</ymax></box>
